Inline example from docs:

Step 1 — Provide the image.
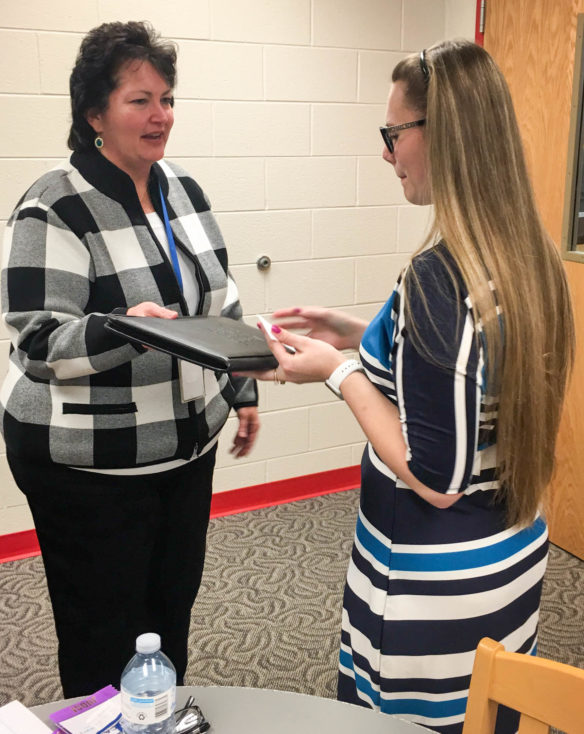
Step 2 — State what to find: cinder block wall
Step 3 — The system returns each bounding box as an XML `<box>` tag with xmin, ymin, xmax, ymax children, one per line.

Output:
<box><xmin>0</xmin><ymin>0</ymin><xmax>475</xmax><ymax>534</ymax></box>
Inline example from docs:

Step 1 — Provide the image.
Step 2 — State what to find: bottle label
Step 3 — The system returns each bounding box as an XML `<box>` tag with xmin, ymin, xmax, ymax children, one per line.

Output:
<box><xmin>121</xmin><ymin>687</ymin><xmax>176</xmax><ymax>725</ymax></box>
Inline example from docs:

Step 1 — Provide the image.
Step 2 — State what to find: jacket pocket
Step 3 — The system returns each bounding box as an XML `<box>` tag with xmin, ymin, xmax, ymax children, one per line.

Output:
<box><xmin>62</xmin><ymin>402</ymin><xmax>137</xmax><ymax>415</ymax></box>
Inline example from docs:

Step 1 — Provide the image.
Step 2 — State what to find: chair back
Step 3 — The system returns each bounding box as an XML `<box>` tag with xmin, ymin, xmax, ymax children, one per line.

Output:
<box><xmin>462</xmin><ymin>637</ymin><xmax>584</xmax><ymax>734</ymax></box>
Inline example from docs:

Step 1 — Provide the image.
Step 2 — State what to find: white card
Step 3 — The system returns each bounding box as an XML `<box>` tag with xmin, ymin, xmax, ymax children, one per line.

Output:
<box><xmin>256</xmin><ymin>314</ymin><xmax>296</xmax><ymax>353</ymax></box>
<box><xmin>179</xmin><ymin>361</ymin><xmax>205</xmax><ymax>401</ymax></box>
<box><xmin>257</xmin><ymin>313</ymin><xmax>277</xmax><ymax>340</ymax></box>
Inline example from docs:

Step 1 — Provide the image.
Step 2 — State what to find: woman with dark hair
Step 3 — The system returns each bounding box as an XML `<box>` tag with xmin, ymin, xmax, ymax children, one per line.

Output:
<box><xmin>240</xmin><ymin>39</ymin><xmax>575</xmax><ymax>733</ymax></box>
<box><xmin>1</xmin><ymin>21</ymin><xmax>259</xmax><ymax>697</ymax></box>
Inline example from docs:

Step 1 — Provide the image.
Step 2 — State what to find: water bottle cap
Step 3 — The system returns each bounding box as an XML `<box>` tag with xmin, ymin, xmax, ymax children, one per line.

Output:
<box><xmin>136</xmin><ymin>632</ymin><xmax>161</xmax><ymax>654</ymax></box>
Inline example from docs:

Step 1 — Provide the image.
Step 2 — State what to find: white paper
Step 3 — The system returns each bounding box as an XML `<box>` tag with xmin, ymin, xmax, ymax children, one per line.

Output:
<box><xmin>257</xmin><ymin>314</ymin><xmax>277</xmax><ymax>341</ymax></box>
<box><xmin>256</xmin><ymin>314</ymin><xmax>296</xmax><ymax>354</ymax></box>
<box><xmin>0</xmin><ymin>701</ymin><xmax>52</xmax><ymax>734</ymax></box>
<box><xmin>179</xmin><ymin>361</ymin><xmax>205</xmax><ymax>401</ymax></box>
<box><xmin>55</xmin><ymin>693</ymin><xmax>121</xmax><ymax>734</ymax></box>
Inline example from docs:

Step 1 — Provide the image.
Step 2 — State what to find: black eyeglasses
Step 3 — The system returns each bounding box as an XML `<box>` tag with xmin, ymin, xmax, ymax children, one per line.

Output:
<box><xmin>379</xmin><ymin>119</ymin><xmax>425</xmax><ymax>154</ymax></box>
<box><xmin>175</xmin><ymin>696</ymin><xmax>210</xmax><ymax>733</ymax></box>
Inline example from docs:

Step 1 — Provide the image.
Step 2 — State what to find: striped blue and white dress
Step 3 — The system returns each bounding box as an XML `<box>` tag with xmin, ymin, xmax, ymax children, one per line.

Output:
<box><xmin>337</xmin><ymin>245</ymin><xmax>548</xmax><ymax>734</ymax></box>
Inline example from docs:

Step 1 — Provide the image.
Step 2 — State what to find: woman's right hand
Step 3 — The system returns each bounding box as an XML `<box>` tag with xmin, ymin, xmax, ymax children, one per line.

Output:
<box><xmin>234</xmin><ymin>323</ymin><xmax>346</xmax><ymax>385</ymax></box>
<box><xmin>271</xmin><ymin>307</ymin><xmax>368</xmax><ymax>351</ymax></box>
<box><xmin>126</xmin><ymin>302</ymin><xmax>178</xmax><ymax>319</ymax></box>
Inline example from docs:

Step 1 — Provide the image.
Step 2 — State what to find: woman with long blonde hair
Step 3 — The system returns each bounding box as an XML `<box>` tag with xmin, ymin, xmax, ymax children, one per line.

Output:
<box><xmin>240</xmin><ymin>39</ymin><xmax>574</xmax><ymax>733</ymax></box>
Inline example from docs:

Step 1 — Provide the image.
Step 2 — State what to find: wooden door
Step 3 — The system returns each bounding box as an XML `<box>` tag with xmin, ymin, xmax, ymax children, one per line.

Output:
<box><xmin>485</xmin><ymin>0</ymin><xmax>584</xmax><ymax>558</ymax></box>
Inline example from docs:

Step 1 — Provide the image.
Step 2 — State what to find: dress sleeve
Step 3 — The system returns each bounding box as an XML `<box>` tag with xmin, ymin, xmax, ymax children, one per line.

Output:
<box><xmin>198</xmin><ymin>187</ymin><xmax>258</xmax><ymax>409</ymax></box>
<box><xmin>1</xmin><ymin>186</ymin><xmax>142</xmax><ymax>381</ymax></box>
<box><xmin>394</xmin><ymin>250</ymin><xmax>482</xmax><ymax>494</ymax></box>
<box><xmin>221</xmin><ymin>267</ymin><xmax>259</xmax><ymax>409</ymax></box>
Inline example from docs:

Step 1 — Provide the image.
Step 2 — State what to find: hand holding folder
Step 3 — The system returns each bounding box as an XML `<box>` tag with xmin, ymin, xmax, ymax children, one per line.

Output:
<box><xmin>105</xmin><ymin>314</ymin><xmax>278</xmax><ymax>372</ymax></box>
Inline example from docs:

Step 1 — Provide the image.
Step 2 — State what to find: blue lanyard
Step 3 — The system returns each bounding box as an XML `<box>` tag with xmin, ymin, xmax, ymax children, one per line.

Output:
<box><xmin>158</xmin><ymin>183</ymin><xmax>183</xmax><ymax>292</ymax></box>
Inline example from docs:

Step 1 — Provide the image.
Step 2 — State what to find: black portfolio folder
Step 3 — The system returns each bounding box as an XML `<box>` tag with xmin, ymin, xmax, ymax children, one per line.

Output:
<box><xmin>105</xmin><ymin>314</ymin><xmax>278</xmax><ymax>372</ymax></box>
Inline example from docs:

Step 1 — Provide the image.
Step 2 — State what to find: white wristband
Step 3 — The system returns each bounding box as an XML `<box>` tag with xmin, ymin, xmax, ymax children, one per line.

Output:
<box><xmin>324</xmin><ymin>359</ymin><xmax>365</xmax><ymax>399</ymax></box>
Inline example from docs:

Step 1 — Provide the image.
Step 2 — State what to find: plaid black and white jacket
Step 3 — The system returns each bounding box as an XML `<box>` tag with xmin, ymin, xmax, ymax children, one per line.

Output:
<box><xmin>0</xmin><ymin>150</ymin><xmax>257</xmax><ymax>469</ymax></box>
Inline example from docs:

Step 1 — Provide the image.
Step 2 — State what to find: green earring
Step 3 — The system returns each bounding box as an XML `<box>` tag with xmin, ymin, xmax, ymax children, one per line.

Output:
<box><xmin>94</xmin><ymin>135</ymin><xmax>104</xmax><ymax>149</ymax></box>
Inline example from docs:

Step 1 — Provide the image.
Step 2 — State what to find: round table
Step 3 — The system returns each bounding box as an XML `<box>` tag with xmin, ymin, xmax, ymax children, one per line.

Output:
<box><xmin>32</xmin><ymin>685</ymin><xmax>435</xmax><ymax>733</ymax></box>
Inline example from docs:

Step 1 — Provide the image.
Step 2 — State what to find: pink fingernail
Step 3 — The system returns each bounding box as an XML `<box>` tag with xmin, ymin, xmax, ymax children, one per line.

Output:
<box><xmin>293</xmin><ymin>308</ymin><xmax>301</xmax><ymax>313</ymax></box>
<box><xmin>271</xmin><ymin>325</ymin><xmax>281</xmax><ymax>334</ymax></box>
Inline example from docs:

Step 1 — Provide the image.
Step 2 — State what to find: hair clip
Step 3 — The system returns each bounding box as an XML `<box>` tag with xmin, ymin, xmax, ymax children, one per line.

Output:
<box><xmin>420</xmin><ymin>49</ymin><xmax>430</xmax><ymax>83</ymax></box>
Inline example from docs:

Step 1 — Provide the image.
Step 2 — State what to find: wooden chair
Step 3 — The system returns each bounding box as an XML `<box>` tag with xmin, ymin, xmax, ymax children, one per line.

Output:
<box><xmin>462</xmin><ymin>637</ymin><xmax>584</xmax><ymax>734</ymax></box>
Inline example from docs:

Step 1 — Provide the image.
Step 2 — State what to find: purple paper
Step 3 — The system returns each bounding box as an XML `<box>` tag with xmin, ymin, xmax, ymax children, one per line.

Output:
<box><xmin>49</xmin><ymin>685</ymin><xmax>119</xmax><ymax>726</ymax></box>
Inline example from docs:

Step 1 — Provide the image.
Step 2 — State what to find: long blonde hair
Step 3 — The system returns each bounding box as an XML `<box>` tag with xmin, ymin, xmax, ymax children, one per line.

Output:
<box><xmin>393</xmin><ymin>39</ymin><xmax>575</xmax><ymax>527</ymax></box>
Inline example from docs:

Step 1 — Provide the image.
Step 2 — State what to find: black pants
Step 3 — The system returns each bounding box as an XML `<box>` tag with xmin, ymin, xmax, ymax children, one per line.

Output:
<box><xmin>8</xmin><ymin>446</ymin><xmax>217</xmax><ymax>698</ymax></box>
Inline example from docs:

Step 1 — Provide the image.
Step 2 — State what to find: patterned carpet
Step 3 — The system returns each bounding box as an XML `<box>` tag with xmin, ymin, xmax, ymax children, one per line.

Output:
<box><xmin>0</xmin><ymin>488</ymin><xmax>583</xmax><ymax>708</ymax></box>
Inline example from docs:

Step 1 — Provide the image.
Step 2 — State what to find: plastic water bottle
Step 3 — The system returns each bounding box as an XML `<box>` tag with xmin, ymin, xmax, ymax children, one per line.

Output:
<box><xmin>120</xmin><ymin>633</ymin><xmax>177</xmax><ymax>734</ymax></box>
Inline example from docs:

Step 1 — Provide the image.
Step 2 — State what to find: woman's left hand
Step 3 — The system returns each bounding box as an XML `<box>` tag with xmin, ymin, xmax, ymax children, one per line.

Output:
<box><xmin>126</xmin><ymin>301</ymin><xmax>178</xmax><ymax>318</ymax></box>
<box><xmin>230</xmin><ymin>406</ymin><xmax>260</xmax><ymax>458</ymax></box>
<box><xmin>235</xmin><ymin>323</ymin><xmax>346</xmax><ymax>384</ymax></box>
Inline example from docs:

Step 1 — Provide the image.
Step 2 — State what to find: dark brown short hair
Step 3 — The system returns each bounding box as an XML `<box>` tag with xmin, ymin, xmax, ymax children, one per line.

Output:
<box><xmin>68</xmin><ymin>21</ymin><xmax>177</xmax><ymax>152</ymax></box>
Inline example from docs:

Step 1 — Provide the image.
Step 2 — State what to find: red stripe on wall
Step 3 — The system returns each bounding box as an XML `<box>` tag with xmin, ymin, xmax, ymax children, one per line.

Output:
<box><xmin>0</xmin><ymin>465</ymin><xmax>361</xmax><ymax>564</ymax></box>
<box><xmin>210</xmin><ymin>464</ymin><xmax>361</xmax><ymax>518</ymax></box>
<box><xmin>0</xmin><ymin>529</ymin><xmax>40</xmax><ymax>564</ymax></box>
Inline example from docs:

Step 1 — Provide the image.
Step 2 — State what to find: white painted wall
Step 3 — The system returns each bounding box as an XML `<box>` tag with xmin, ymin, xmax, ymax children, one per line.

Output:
<box><xmin>445</xmin><ymin>0</ymin><xmax>477</xmax><ymax>39</ymax></box>
<box><xmin>0</xmin><ymin>0</ymin><xmax>475</xmax><ymax>534</ymax></box>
